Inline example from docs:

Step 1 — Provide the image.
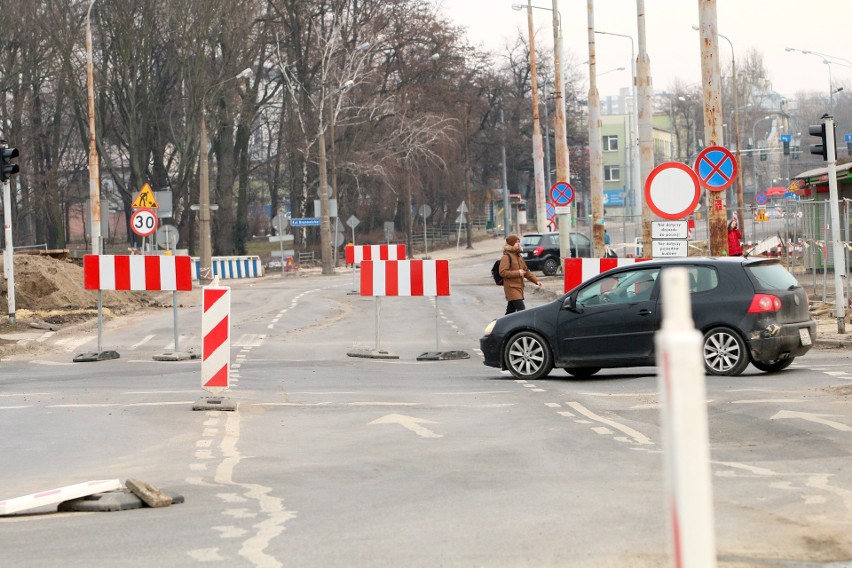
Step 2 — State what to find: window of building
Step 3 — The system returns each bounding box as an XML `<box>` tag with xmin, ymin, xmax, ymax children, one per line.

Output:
<box><xmin>604</xmin><ymin>165</ymin><xmax>621</xmax><ymax>182</ymax></box>
<box><xmin>603</xmin><ymin>135</ymin><xmax>619</xmax><ymax>151</ymax></box>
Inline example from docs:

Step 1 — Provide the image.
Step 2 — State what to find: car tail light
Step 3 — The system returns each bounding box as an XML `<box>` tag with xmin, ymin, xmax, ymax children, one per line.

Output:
<box><xmin>533</xmin><ymin>246</ymin><xmax>544</xmax><ymax>257</ymax></box>
<box><xmin>747</xmin><ymin>294</ymin><xmax>782</xmax><ymax>313</ymax></box>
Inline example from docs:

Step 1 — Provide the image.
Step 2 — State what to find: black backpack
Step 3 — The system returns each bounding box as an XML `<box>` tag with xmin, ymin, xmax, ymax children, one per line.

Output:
<box><xmin>491</xmin><ymin>254</ymin><xmax>509</xmax><ymax>285</ymax></box>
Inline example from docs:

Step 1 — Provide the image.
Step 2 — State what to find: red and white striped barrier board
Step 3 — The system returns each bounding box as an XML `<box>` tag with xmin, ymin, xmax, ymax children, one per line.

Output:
<box><xmin>563</xmin><ymin>257</ymin><xmax>652</xmax><ymax>293</ymax></box>
<box><xmin>360</xmin><ymin>260</ymin><xmax>450</xmax><ymax>297</ymax></box>
<box><xmin>84</xmin><ymin>254</ymin><xmax>192</xmax><ymax>291</ymax></box>
<box><xmin>202</xmin><ymin>286</ymin><xmax>231</xmax><ymax>394</ymax></box>
<box><xmin>345</xmin><ymin>244</ymin><xmax>407</xmax><ymax>264</ymax></box>
<box><xmin>0</xmin><ymin>479</ymin><xmax>121</xmax><ymax>515</ymax></box>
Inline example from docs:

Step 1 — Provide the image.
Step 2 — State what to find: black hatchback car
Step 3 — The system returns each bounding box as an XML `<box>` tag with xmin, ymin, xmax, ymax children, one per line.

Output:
<box><xmin>480</xmin><ymin>257</ymin><xmax>816</xmax><ymax>379</ymax></box>
<box><xmin>520</xmin><ymin>232</ymin><xmax>593</xmax><ymax>276</ymax></box>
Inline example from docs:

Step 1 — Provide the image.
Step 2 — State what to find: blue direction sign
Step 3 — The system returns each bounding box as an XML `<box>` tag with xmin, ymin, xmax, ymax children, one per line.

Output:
<box><xmin>549</xmin><ymin>181</ymin><xmax>575</xmax><ymax>206</ymax></box>
<box><xmin>694</xmin><ymin>145</ymin><xmax>738</xmax><ymax>192</ymax></box>
<box><xmin>845</xmin><ymin>134</ymin><xmax>852</xmax><ymax>143</ymax></box>
<box><xmin>291</xmin><ymin>217</ymin><xmax>321</xmax><ymax>227</ymax></box>
<box><xmin>780</xmin><ymin>134</ymin><xmax>792</xmax><ymax>143</ymax></box>
<box><xmin>755</xmin><ymin>192</ymin><xmax>768</xmax><ymax>205</ymax></box>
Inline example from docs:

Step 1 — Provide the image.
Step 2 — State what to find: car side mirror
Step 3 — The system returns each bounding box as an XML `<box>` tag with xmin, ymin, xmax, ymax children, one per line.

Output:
<box><xmin>563</xmin><ymin>295</ymin><xmax>581</xmax><ymax>313</ymax></box>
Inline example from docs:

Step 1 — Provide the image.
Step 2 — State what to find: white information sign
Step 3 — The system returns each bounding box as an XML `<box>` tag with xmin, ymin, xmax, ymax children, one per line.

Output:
<box><xmin>652</xmin><ymin>221</ymin><xmax>689</xmax><ymax>240</ymax></box>
<box><xmin>554</xmin><ymin>205</ymin><xmax>571</xmax><ymax>215</ymax></box>
<box><xmin>652</xmin><ymin>240</ymin><xmax>688</xmax><ymax>258</ymax></box>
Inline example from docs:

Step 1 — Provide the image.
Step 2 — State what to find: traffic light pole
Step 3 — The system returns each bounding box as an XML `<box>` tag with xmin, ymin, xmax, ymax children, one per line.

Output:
<box><xmin>2</xmin><ymin>175</ymin><xmax>14</xmax><ymax>324</ymax></box>
<box><xmin>824</xmin><ymin>117</ymin><xmax>846</xmax><ymax>333</ymax></box>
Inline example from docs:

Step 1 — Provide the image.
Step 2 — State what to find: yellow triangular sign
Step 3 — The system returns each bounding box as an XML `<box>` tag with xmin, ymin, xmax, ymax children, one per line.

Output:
<box><xmin>131</xmin><ymin>183</ymin><xmax>158</xmax><ymax>209</ymax></box>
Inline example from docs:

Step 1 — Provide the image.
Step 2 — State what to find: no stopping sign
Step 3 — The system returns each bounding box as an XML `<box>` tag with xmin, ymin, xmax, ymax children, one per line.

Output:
<box><xmin>130</xmin><ymin>208</ymin><xmax>158</xmax><ymax>237</ymax></box>
<box><xmin>644</xmin><ymin>162</ymin><xmax>701</xmax><ymax>220</ymax></box>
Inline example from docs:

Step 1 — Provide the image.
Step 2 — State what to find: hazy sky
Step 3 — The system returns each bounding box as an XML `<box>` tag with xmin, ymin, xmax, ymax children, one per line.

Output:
<box><xmin>433</xmin><ymin>0</ymin><xmax>851</xmax><ymax>102</ymax></box>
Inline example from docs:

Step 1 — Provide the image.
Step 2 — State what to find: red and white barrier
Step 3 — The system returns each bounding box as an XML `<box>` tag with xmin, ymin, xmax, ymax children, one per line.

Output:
<box><xmin>563</xmin><ymin>258</ymin><xmax>652</xmax><ymax>293</ymax></box>
<box><xmin>202</xmin><ymin>286</ymin><xmax>231</xmax><ymax>394</ymax></box>
<box><xmin>0</xmin><ymin>479</ymin><xmax>121</xmax><ymax>515</ymax></box>
<box><xmin>655</xmin><ymin>268</ymin><xmax>716</xmax><ymax>565</ymax></box>
<box><xmin>345</xmin><ymin>244</ymin><xmax>407</xmax><ymax>264</ymax></box>
<box><xmin>360</xmin><ymin>260</ymin><xmax>450</xmax><ymax>297</ymax></box>
<box><xmin>84</xmin><ymin>254</ymin><xmax>192</xmax><ymax>291</ymax></box>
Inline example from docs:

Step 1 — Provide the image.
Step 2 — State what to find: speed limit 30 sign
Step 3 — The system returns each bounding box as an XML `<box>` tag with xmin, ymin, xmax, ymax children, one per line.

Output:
<box><xmin>131</xmin><ymin>208</ymin><xmax>158</xmax><ymax>237</ymax></box>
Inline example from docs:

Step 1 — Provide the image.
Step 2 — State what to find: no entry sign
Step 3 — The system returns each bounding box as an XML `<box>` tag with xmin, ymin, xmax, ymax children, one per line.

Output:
<box><xmin>694</xmin><ymin>146</ymin><xmax>737</xmax><ymax>192</ymax></box>
<box><xmin>644</xmin><ymin>162</ymin><xmax>701</xmax><ymax>221</ymax></box>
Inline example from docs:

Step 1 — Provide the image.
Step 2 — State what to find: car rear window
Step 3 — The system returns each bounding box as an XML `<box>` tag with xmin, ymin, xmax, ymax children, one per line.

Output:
<box><xmin>521</xmin><ymin>235</ymin><xmax>543</xmax><ymax>246</ymax></box>
<box><xmin>747</xmin><ymin>263</ymin><xmax>800</xmax><ymax>290</ymax></box>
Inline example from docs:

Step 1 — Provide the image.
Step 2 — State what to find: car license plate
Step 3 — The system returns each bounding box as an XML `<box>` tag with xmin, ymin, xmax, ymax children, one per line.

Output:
<box><xmin>521</xmin><ymin>252</ymin><xmax>528</xmax><ymax>258</ymax></box>
<box><xmin>799</xmin><ymin>328</ymin><xmax>812</xmax><ymax>346</ymax></box>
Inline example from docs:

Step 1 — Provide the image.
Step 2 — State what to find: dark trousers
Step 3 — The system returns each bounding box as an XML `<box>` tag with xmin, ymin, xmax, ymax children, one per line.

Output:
<box><xmin>505</xmin><ymin>299</ymin><xmax>526</xmax><ymax>315</ymax></box>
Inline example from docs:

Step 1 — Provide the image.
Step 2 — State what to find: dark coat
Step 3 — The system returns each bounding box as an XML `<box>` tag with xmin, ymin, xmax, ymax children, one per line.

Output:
<box><xmin>499</xmin><ymin>245</ymin><xmax>540</xmax><ymax>301</ymax></box>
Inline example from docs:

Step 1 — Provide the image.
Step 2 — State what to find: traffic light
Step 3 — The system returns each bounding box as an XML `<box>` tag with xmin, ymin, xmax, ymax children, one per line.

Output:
<box><xmin>782</xmin><ymin>140</ymin><xmax>790</xmax><ymax>155</ymax></box>
<box><xmin>792</xmin><ymin>145</ymin><xmax>800</xmax><ymax>160</ymax></box>
<box><xmin>809</xmin><ymin>123</ymin><xmax>827</xmax><ymax>160</ymax></box>
<box><xmin>759</xmin><ymin>147</ymin><xmax>767</xmax><ymax>161</ymax></box>
<box><xmin>0</xmin><ymin>145</ymin><xmax>18</xmax><ymax>182</ymax></box>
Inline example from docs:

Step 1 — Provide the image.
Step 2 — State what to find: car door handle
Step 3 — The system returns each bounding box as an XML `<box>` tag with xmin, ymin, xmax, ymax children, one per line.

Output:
<box><xmin>638</xmin><ymin>309</ymin><xmax>653</xmax><ymax>316</ymax></box>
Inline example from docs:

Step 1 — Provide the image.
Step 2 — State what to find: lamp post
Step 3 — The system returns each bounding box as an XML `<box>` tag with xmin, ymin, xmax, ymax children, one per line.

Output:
<box><xmin>751</xmin><ymin>115</ymin><xmax>772</xmax><ymax>193</ymax></box>
<box><xmin>786</xmin><ymin>47</ymin><xmax>852</xmax><ymax>114</ymax></box>
<box><xmin>198</xmin><ymin>68</ymin><xmax>253</xmax><ymax>283</ymax></box>
<box><xmin>596</xmin><ymin>30</ymin><xmax>639</xmax><ymax>220</ymax></box>
<box><xmin>86</xmin><ymin>0</ymin><xmax>101</xmax><ymax>255</ymax></box>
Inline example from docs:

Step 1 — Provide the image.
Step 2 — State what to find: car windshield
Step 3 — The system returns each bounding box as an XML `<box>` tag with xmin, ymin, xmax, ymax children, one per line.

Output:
<box><xmin>747</xmin><ymin>262</ymin><xmax>800</xmax><ymax>290</ymax></box>
<box><xmin>521</xmin><ymin>235</ymin><xmax>543</xmax><ymax>246</ymax></box>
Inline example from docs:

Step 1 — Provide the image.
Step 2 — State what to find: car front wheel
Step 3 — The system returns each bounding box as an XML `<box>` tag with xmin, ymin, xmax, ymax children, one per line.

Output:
<box><xmin>751</xmin><ymin>357</ymin><xmax>795</xmax><ymax>373</ymax></box>
<box><xmin>504</xmin><ymin>331</ymin><xmax>553</xmax><ymax>380</ymax></box>
<box><xmin>542</xmin><ymin>257</ymin><xmax>559</xmax><ymax>276</ymax></box>
<box><xmin>703</xmin><ymin>326</ymin><xmax>749</xmax><ymax>376</ymax></box>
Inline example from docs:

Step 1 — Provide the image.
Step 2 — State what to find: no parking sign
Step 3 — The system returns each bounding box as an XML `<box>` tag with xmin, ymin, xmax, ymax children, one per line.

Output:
<box><xmin>694</xmin><ymin>146</ymin><xmax>737</xmax><ymax>192</ymax></box>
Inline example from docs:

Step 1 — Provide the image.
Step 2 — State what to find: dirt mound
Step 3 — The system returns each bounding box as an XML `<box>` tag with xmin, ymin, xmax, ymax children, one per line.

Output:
<box><xmin>0</xmin><ymin>255</ymin><xmax>162</xmax><ymax>324</ymax></box>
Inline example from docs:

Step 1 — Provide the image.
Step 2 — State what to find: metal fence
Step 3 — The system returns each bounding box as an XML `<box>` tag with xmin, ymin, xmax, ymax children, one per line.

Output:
<box><xmin>576</xmin><ymin>199</ymin><xmax>852</xmax><ymax>303</ymax></box>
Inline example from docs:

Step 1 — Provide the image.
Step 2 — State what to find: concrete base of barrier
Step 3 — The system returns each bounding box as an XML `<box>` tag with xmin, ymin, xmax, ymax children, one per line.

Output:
<box><xmin>346</xmin><ymin>349</ymin><xmax>399</xmax><ymax>360</ymax></box>
<box><xmin>58</xmin><ymin>489</ymin><xmax>184</xmax><ymax>512</ymax></box>
<box><xmin>192</xmin><ymin>396</ymin><xmax>237</xmax><ymax>411</ymax></box>
<box><xmin>72</xmin><ymin>350</ymin><xmax>120</xmax><ymax>363</ymax></box>
<box><xmin>153</xmin><ymin>349</ymin><xmax>199</xmax><ymax>362</ymax></box>
<box><xmin>416</xmin><ymin>350</ymin><xmax>471</xmax><ymax>361</ymax></box>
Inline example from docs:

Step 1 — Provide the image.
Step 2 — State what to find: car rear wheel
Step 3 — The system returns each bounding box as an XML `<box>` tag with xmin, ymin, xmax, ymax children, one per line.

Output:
<box><xmin>703</xmin><ymin>326</ymin><xmax>749</xmax><ymax>376</ymax></box>
<box><xmin>564</xmin><ymin>367</ymin><xmax>600</xmax><ymax>378</ymax></box>
<box><xmin>751</xmin><ymin>357</ymin><xmax>795</xmax><ymax>373</ymax></box>
<box><xmin>504</xmin><ymin>331</ymin><xmax>553</xmax><ymax>380</ymax></box>
<box><xmin>543</xmin><ymin>257</ymin><xmax>559</xmax><ymax>276</ymax></box>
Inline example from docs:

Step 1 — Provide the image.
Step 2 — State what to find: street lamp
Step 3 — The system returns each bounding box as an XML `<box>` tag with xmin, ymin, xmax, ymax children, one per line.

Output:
<box><xmin>786</xmin><ymin>47</ymin><xmax>852</xmax><ymax>113</ymax></box>
<box><xmin>197</xmin><ymin>68</ymin><xmax>253</xmax><ymax>283</ymax></box>
<box><xmin>595</xmin><ymin>30</ymin><xmax>639</xmax><ymax>219</ymax></box>
<box><xmin>694</xmin><ymin>24</ymin><xmax>744</xmax><ymax>225</ymax></box>
<box><xmin>86</xmin><ymin>0</ymin><xmax>101</xmax><ymax>255</ymax></box>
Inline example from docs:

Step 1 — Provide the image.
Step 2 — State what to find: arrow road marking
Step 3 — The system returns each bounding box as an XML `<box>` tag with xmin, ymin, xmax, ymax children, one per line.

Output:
<box><xmin>369</xmin><ymin>414</ymin><xmax>443</xmax><ymax>438</ymax></box>
<box><xmin>771</xmin><ymin>410</ymin><xmax>852</xmax><ymax>432</ymax></box>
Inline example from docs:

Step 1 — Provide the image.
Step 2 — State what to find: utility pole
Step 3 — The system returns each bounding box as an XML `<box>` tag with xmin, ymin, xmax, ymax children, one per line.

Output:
<box><xmin>697</xmin><ymin>0</ymin><xmax>726</xmax><ymax>255</ymax></box>
<box><xmin>636</xmin><ymin>0</ymin><xmax>654</xmax><ymax>258</ymax></box>
<box><xmin>525</xmin><ymin>1</ymin><xmax>547</xmax><ymax>233</ymax></box>
<box><xmin>552</xmin><ymin>0</ymin><xmax>572</xmax><ymax>258</ymax></box>
<box><xmin>587</xmin><ymin>0</ymin><xmax>605</xmax><ymax>256</ymax></box>
<box><xmin>1</xmin><ymin>140</ymin><xmax>19</xmax><ymax>324</ymax></box>
<box><xmin>86</xmin><ymin>0</ymin><xmax>101</xmax><ymax>255</ymax></box>
<box><xmin>501</xmin><ymin>107</ymin><xmax>511</xmax><ymax>237</ymax></box>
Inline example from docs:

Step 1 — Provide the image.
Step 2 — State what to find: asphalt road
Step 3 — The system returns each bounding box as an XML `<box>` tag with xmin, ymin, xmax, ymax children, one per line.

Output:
<box><xmin>2</xmin><ymin>255</ymin><xmax>852</xmax><ymax>567</ymax></box>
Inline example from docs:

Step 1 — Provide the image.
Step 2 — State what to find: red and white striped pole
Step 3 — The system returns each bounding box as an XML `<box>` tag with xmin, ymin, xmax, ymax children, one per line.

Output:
<box><xmin>201</xmin><ymin>285</ymin><xmax>231</xmax><ymax>396</ymax></box>
<box><xmin>655</xmin><ymin>268</ymin><xmax>716</xmax><ymax>567</ymax></box>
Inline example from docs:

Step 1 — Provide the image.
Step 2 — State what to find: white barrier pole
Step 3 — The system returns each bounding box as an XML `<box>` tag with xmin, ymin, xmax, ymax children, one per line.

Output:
<box><xmin>655</xmin><ymin>268</ymin><xmax>717</xmax><ymax>567</ymax></box>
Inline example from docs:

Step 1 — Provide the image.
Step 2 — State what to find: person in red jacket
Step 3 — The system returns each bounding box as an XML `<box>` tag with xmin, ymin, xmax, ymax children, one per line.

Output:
<box><xmin>727</xmin><ymin>218</ymin><xmax>743</xmax><ymax>256</ymax></box>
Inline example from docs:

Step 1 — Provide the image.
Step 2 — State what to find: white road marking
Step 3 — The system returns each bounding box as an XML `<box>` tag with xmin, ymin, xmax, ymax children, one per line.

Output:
<box><xmin>771</xmin><ymin>410</ymin><xmax>852</xmax><ymax>432</ymax></box>
<box><xmin>732</xmin><ymin>399</ymin><xmax>804</xmax><ymax>404</ymax></box>
<box><xmin>187</xmin><ymin>548</ymin><xmax>225</xmax><ymax>562</ymax></box>
<box><xmin>0</xmin><ymin>392</ymin><xmax>50</xmax><ymax>397</ymax></box>
<box><xmin>369</xmin><ymin>414</ymin><xmax>442</xmax><ymax>438</ymax></box>
<box><xmin>566</xmin><ymin>401</ymin><xmax>653</xmax><ymax>445</ymax></box>
<box><xmin>131</xmin><ymin>334</ymin><xmax>155</xmax><ymax>349</ymax></box>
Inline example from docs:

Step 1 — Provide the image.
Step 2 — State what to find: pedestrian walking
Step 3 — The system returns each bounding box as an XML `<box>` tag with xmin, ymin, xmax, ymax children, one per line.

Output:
<box><xmin>727</xmin><ymin>218</ymin><xmax>743</xmax><ymax>256</ymax></box>
<box><xmin>500</xmin><ymin>234</ymin><xmax>542</xmax><ymax>314</ymax></box>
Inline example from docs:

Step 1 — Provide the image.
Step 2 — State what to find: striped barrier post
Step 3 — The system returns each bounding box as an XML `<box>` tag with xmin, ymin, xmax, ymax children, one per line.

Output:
<box><xmin>345</xmin><ymin>244</ymin><xmax>407</xmax><ymax>292</ymax></box>
<box><xmin>201</xmin><ymin>285</ymin><xmax>231</xmax><ymax>396</ymax></box>
<box><xmin>354</xmin><ymin>259</ymin><xmax>452</xmax><ymax>358</ymax></box>
<box><xmin>78</xmin><ymin>255</ymin><xmax>193</xmax><ymax>362</ymax></box>
<box><xmin>563</xmin><ymin>257</ymin><xmax>652</xmax><ymax>293</ymax></box>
